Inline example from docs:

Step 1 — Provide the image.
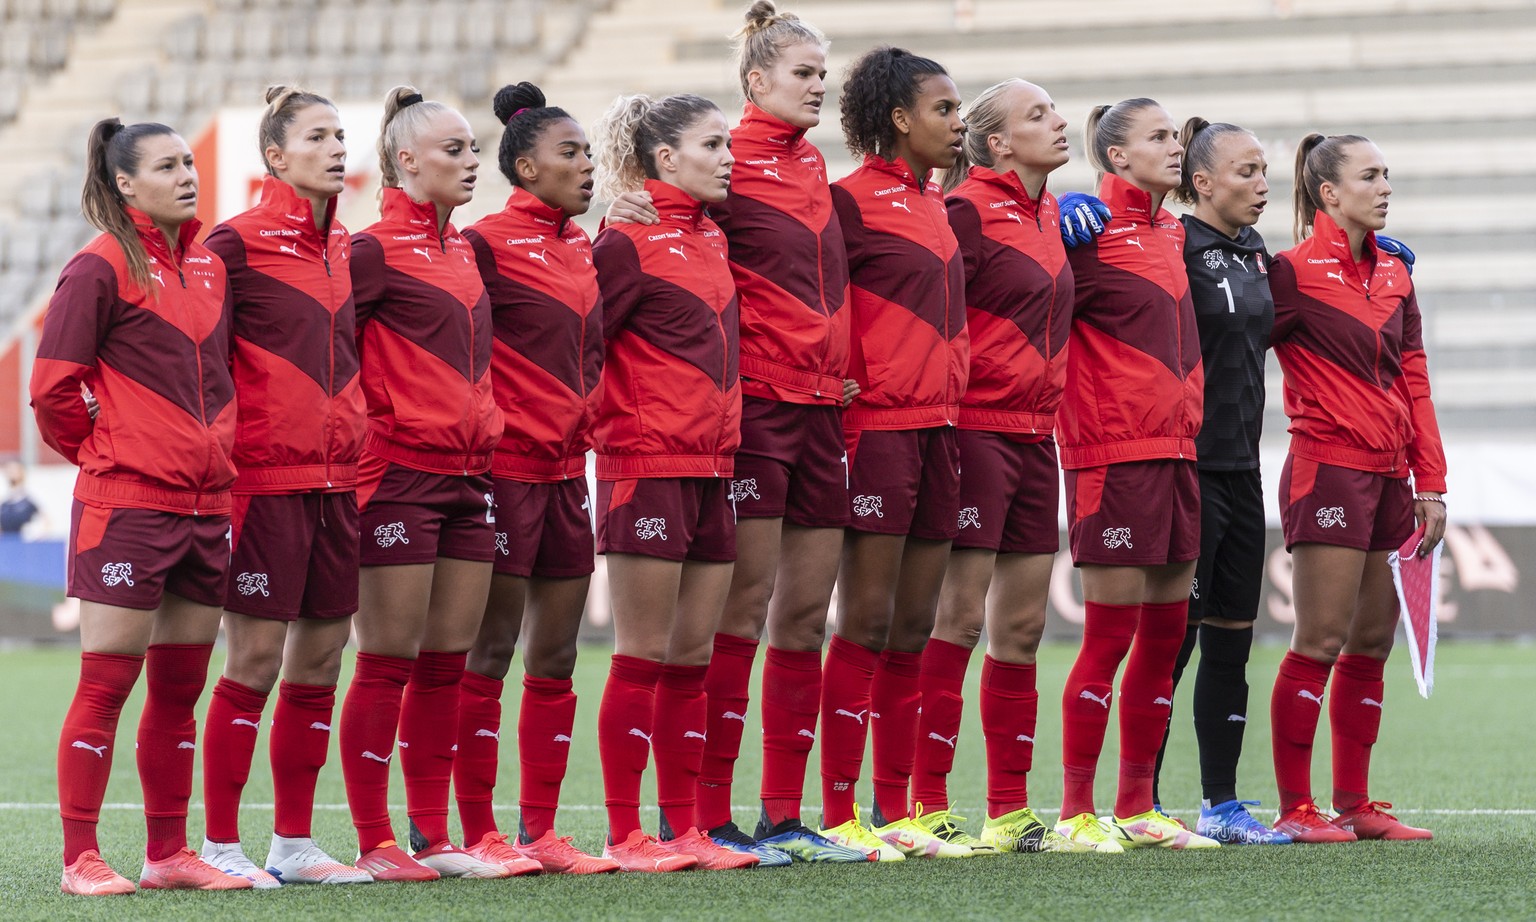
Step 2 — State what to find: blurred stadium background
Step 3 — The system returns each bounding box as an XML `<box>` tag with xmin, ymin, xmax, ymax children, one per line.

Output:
<box><xmin>0</xmin><ymin>0</ymin><xmax>1532</xmax><ymax>641</ymax></box>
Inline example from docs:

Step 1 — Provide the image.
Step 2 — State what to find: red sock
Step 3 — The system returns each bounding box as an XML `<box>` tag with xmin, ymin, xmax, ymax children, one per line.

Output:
<box><xmin>1330</xmin><ymin>653</ymin><xmax>1386</xmax><ymax>812</ymax></box>
<box><xmin>137</xmin><ymin>643</ymin><xmax>212</xmax><ymax>861</ymax></box>
<box><xmin>1115</xmin><ymin>600</ymin><xmax>1188</xmax><ymax>818</ymax></box>
<box><xmin>453</xmin><ymin>669</ymin><xmax>504</xmax><ymax>845</ymax></box>
<box><xmin>1060</xmin><ymin>602</ymin><xmax>1138</xmax><ymax>818</ymax></box>
<box><xmin>910</xmin><ymin>639</ymin><xmax>972</xmax><ymax>813</ymax></box>
<box><xmin>201</xmin><ymin>677</ymin><xmax>269</xmax><ymax>843</ymax></box>
<box><xmin>339</xmin><ymin>651</ymin><xmax>412</xmax><ymax>852</ymax></box>
<box><xmin>870</xmin><ymin>649</ymin><xmax>922</xmax><ymax>823</ymax></box>
<box><xmin>58</xmin><ymin>652</ymin><xmax>143</xmax><ymax>864</ymax></box>
<box><xmin>980</xmin><ymin>655</ymin><xmax>1037</xmax><ymax>817</ymax></box>
<box><xmin>518</xmin><ymin>674</ymin><xmax>577</xmax><ymax>840</ymax></box>
<box><xmin>819</xmin><ymin>634</ymin><xmax>878</xmax><ymax>827</ymax></box>
<box><xmin>270</xmin><ymin>681</ymin><xmax>335</xmax><ymax>839</ymax></box>
<box><xmin>399</xmin><ymin>650</ymin><xmax>467</xmax><ymax>847</ymax></box>
<box><xmin>653</xmin><ymin>663</ymin><xmax>708</xmax><ymax>835</ymax></box>
<box><xmin>697</xmin><ymin>633</ymin><xmax>757</xmax><ymax>832</ymax></box>
<box><xmin>1270</xmin><ymin>650</ymin><xmax>1333</xmax><ymax>812</ymax></box>
<box><xmin>760</xmin><ymin>646</ymin><xmax>821</xmax><ymax>826</ymax></box>
<box><xmin>598</xmin><ymin>655</ymin><xmax>661</xmax><ymax>840</ymax></box>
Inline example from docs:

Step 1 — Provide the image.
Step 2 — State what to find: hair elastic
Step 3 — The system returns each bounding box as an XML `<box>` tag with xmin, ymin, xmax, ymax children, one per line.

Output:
<box><xmin>508</xmin><ymin>107</ymin><xmax>530</xmax><ymax>123</ymax></box>
<box><xmin>399</xmin><ymin>93</ymin><xmax>423</xmax><ymax>108</ymax></box>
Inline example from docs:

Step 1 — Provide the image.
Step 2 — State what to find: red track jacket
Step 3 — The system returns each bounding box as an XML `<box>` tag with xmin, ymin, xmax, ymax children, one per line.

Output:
<box><xmin>591</xmin><ymin>180</ymin><xmax>740</xmax><ymax>480</ymax></box>
<box><xmin>205</xmin><ymin>176</ymin><xmax>364</xmax><ymax>494</ymax></box>
<box><xmin>1270</xmin><ymin>211</ymin><xmax>1447</xmax><ymax>492</ymax></box>
<box><xmin>31</xmin><ymin>209</ymin><xmax>237</xmax><ymax>514</ymax></box>
<box><xmin>1059</xmin><ymin>173</ymin><xmax>1203</xmax><ymax>468</ymax></box>
<box><xmin>351</xmin><ymin>188</ymin><xmax>502</xmax><ymax>475</ymax></box>
<box><xmin>466</xmin><ymin>187</ymin><xmax>602</xmax><ymax>483</ymax></box>
<box><xmin>709</xmin><ymin>103</ymin><xmax>849</xmax><ymax>405</ymax></box>
<box><xmin>833</xmin><ymin>154</ymin><xmax>968</xmax><ymax>431</ymax></box>
<box><xmin>946</xmin><ymin>165</ymin><xmax>1072</xmax><ymax>437</ymax></box>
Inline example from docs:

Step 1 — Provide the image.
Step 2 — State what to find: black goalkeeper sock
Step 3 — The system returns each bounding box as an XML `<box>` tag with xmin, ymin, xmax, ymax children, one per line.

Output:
<box><xmin>1151</xmin><ymin>621</ymin><xmax>1200</xmax><ymax>807</ymax></box>
<box><xmin>1193</xmin><ymin>623</ymin><xmax>1254</xmax><ymax>805</ymax></box>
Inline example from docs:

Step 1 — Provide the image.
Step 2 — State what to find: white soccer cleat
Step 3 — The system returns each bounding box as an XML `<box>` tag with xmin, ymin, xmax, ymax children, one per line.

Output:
<box><xmin>265</xmin><ymin>835</ymin><xmax>373</xmax><ymax>885</ymax></box>
<box><xmin>200</xmin><ymin>838</ymin><xmax>280</xmax><ymax>889</ymax></box>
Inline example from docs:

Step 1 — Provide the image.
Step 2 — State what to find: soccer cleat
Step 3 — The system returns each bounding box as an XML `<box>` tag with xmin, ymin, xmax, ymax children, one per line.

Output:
<box><xmin>1331</xmin><ymin>802</ymin><xmax>1433</xmax><ymax>841</ymax></box>
<box><xmin>980</xmin><ymin>807</ymin><xmax>1086</xmax><ymax>853</ymax></box>
<box><xmin>200</xmin><ymin>838</ymin><xmax>280</xmax><ymax>889</ymax></box>
<box><xmin>140</xmin><ymin>847</ymin><xmax>256</xmax><ymax>890</ymax></box>
<box><xmin>264</xmin><ymin>836</ymin><xmax>372</xmax><ymax>884</ymax></box>
<box><xmin>660</xmin><ymin>826</ymin><xmax>760</xmax><ymax>870</ymax></box>
<box><xmin>412</xmin><ymin>839</ymin><xmax>511</xmax><ymax>878</ymax></box>
<box><xmin>463</xmin><ymin>832</ymin><xmax>543</xmax><ymax>876</ymax></box>
<box><xmin>1272</xmin><ymin>803</ymin><xmax>1359</xmax><ymax>844</ymax></box>
<box><xmin>708</xmin><ymin>821</ymin><xmax>792</xmax><ymax>867</ymax></box>
<box><xmin>60</xmin><ymin>849</ymin><xmax>135</xmax><ymax>896</ymax></box>
<box><xmin>870</xmin><ymin>803</ymin><xmax>973</xmax><ymax>859</ymax></box>
<box><xmin>755</xmin><ymin>814</ymin><xmax>870</xmax><ymax>863</ymax></box>
<box><xmin>1196</xmin><ymin>800</ymin><xmax>1293</xmax><ymax>845</ymax></box>
<box><xmin>910</xmin><ymin>804</ymin><xmax>999</xmax><ymax>856</ymax></box>
<box><xmin>355</xmin><ymin>841</ymin><xmax>441</xmax><ymax>881</ymax></box>
<box><xmin>1053</xmin><ymin>812</ymin><xmax>1125</xmax><ymax>854</ymax></box>
<box><xmin>515</xmin><ymin>828</ymin><xmax>620</xmax><ymax>874</ymax></box>
<box><xmin>1106</xmin><ymin>810</ymin><xmax>1221</xmax><ymax>849</ymax></box>
<box><xmin>1151</xmin><ymin>803</ymin><xmax>1192</xmax><ymax>831</ymax></box>
<box><xmin>819</xmin><ymin>803</ymin><xmax>903</xmax><ymax>861</ymax></box>
<box><xmin>603</xmin><ymin>829</ymin><xmax>698</xmax><ymax>872</ymax></box>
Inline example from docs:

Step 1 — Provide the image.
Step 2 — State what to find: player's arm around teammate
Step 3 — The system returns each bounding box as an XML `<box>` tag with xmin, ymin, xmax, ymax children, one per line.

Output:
<box><xmin>1138</xmin><ymin>118</ymin><xmax>1290</xmax><ymax>845</ymax></box>
<box><xmin>196</xmin><ymin>86</ymin><xmax>373</xmax><ymax>887</ymax></box>
<box><xmin>452</xmin><ymin>81</ymin><xmax>613</xmax><ymax>875</ymax></box>
<box><xmin>588</xmin><ymin>92</ymin><xmax>757</xmax><ymax>872</ymax></box>
<box><xmin>820</xmin><ymin>46</ymin><xmax>970</xmax><ymax>860</ymax></box>
<box><xmin>33</xmin><ymin>119</ymin><xmax>250</xmax><ymax>895</ymax></box>
<box><xmin>908</xmin><ymin>79</ymin><xmax>1075</xmax><ymax>854</ymax></box>
<box><xmin>338</xmin><ymin>86</ymin><xmax>507</xmax><ymax>882</ymax></box>
<box><xmin>1053</xmin><ymin>98</ymin><xmax>1218</xmax><ymax>851</ymax></box>
<box><xmin>1265</xmin><ymin>133</ymin><xmax>1446</xmax><ymax>843</ymax></box>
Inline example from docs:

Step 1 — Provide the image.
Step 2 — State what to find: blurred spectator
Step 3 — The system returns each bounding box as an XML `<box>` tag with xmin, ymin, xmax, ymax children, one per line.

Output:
<box><xmin>1</xmin><ymin>461</ymin><xmax>41</xmax><ymax>537</ymax></box>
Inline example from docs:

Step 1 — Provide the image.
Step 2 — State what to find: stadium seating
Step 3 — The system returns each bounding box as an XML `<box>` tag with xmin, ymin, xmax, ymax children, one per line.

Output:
<box><xmin>0</xmin><ymin>0</ymin><xmax>1531</xmax><ymax>439</ymax></box>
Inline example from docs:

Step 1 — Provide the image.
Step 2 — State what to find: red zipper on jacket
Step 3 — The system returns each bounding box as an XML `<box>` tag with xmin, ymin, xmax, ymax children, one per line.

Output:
<box><xmin>322</xmin><ymin>230</ymin><xmax>336</xmax><ymax>489</ymax></box>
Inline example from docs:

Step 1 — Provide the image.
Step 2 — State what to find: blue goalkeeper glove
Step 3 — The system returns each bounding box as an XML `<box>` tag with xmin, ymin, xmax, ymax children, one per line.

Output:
<box><xmin>1375</xmin><ymin>234</ymin><xmax>1415</xmax><ymax>275</ymax></box>
<box><xmin>1058</xmin><ymin>192</ymin><xmax>1111</xmax><ymax>248</ymax></box>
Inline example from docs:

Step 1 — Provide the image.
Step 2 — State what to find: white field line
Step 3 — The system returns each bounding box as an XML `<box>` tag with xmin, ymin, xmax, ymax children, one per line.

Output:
<box><xmin>0</xmin><ymin>803</ymin><xmax>1532</xmax><ymax>816</ymax></box>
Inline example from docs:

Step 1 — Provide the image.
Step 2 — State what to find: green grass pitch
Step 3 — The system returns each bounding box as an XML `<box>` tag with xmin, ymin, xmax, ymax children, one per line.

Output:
<box><xmin>1</xmin><ymin>640</ymin><xmax>1533</xmax><ymax>920</ymax></box>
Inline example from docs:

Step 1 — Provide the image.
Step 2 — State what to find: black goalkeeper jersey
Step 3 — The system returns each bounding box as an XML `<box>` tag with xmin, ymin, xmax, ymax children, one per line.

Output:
<box><xmin>1182</xmin><ymin>215</ymin><xmax>1274</xmax><ymax>471</ymax></box>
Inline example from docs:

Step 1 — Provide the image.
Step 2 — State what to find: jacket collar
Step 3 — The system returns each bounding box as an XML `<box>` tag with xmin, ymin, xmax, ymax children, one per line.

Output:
<box><xmin>966</xmin><ymin>165</ymin><xmax>1044</xmax><ymax>217</ymax></box>
<box><xmin>502</xmin><ymin>185</ymin><xmax>569</xmax><ymax>236</ymax></box>
<box><xmin>862</xmin><ymin>153</ymin><xmax>931</xmax><ymax>194</ymax></box>
<box><xmin>127</xmin><ymin>206</ymin><xmax>200</xmax><ymax>263</ymax></box>
<box><xmin>256</xmin><ymin>174</ymin><xmax>338</xmax><ymax>239</ymax></box>
<box><xmin>644</xmin><ymin>179</ymin><xmax>706</xmax><ymax>231</ymax></box>
<box><xmin>381</xmin><ymin>186</ymin><xmax>454</xmax><ymax>238</ymax></box>
<box><xmin>738</xmin><ymin>102</ymin><xmax>808</xmax><ymax>148</ymax></box>
<box><xmin>1098</xmin><ymin>173</ymin><xmax>1169</xmax><ymax>226</ymax></box>
<box><xmin>1310</xmin><ymin>209</ymin><xmax>1377</xmax><ymax>278</ymax></box>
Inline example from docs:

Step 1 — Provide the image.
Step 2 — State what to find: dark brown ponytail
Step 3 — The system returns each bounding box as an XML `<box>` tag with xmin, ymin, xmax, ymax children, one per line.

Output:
<box><xmin>82</xmin><ymin>117</ymin><xmax>177</xmax><ymax>291</ymax></box>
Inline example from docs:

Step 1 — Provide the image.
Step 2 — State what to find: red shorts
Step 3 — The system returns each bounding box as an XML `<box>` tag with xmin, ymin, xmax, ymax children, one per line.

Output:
<box><xmin>227</xmin><ymin>492</ymin><xmax>359</xmax><ymax>620</ymax></box>
<box><xmin>953</xmin><ymin>431</ymin><xmax>1060</xmax><ymax>555</ymax></box>
<box><xmin>1279</xmin><ymin>455</ymin><xmax>1414</xmax><ymax>552</ymax></box>
<box><xmin>1066</xmin><ymin>459</ymin><xmax>1200</xmax><ymax>566</ymax></box>
<box><xmin>68</xmin><ymin>501</ymin><xmax>230</xmax><ymax>610</ymax></box>
<box><xmin>845</xmin><ymin>427</ymin><xmax>961</xmax><ymax>540</ymax></box>
<box><xmin>357</xmin><ymin>455</ymin><xmax>496</xmax><ymax>565</ymax></box>
<box><xmin>492</xmin><ymin>477</ymin><xmax>596</xmax><ymax>578</ymax></box>
<box><xmin>596</xmin><ymin>478</ymin><xmax>735</xmax><ymax>562</ymax></box>
<box><xmin>732</xmin><ymin>396</ymin><xmax>850</xmax><ymax>528</ymax></box>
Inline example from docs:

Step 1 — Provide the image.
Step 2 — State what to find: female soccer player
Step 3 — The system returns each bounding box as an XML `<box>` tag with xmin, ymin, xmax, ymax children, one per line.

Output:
<box><xmin>34</xmin><ymin>118</ymin><xmax>249</xmax><ymax>894</ymax></box>
<box><xmin>453</xmin><ymin>81</ymin><xmax>615</xmax><ymax>875</ymax></box>
<box><xmin>588</xmin><ymin>91</ymin><xmax>756</xmax><ymax>872</ymax></box>
<box><xmin>818</xmin><ymin>45</ymin><xmax>970</xmax><ymax>861</ymax></box>
<box><xmin>1054</xmin><ymin>97</ymin><xmax>1218</xmax><ymax>851</ymax></box>
<box><xmin>906</xmin><ymin>77</ymin><xmax>1078</xmax><ymax>855</ymax></box>
<box><xmin>1267</xmin><ymin>132</ymin><xmax>1445</xmax><ymax>842</ymax></box>
<box><xmin>197</xmin><ymin>85</ymin><xmax>373</xmax><ymax>887</ymax></box>
<box><xmin>338</xmin><ymin>86</ymin><xmax>506</xmax><ymax>881</ymax></box>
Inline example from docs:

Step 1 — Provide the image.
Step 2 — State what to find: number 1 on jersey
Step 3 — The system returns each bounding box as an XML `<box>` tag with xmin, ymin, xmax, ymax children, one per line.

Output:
<box><xmin>1217</xmin><ymin>276</ymin><xmax>1235</xmax><ymax>313</ymax></box>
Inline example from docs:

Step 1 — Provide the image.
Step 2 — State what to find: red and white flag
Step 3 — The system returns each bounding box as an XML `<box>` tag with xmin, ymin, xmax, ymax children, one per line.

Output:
<box><xmin>1388</xmin><ymin>525</ymin><xmax>1442</xmax><ymax>698</ymax></box>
